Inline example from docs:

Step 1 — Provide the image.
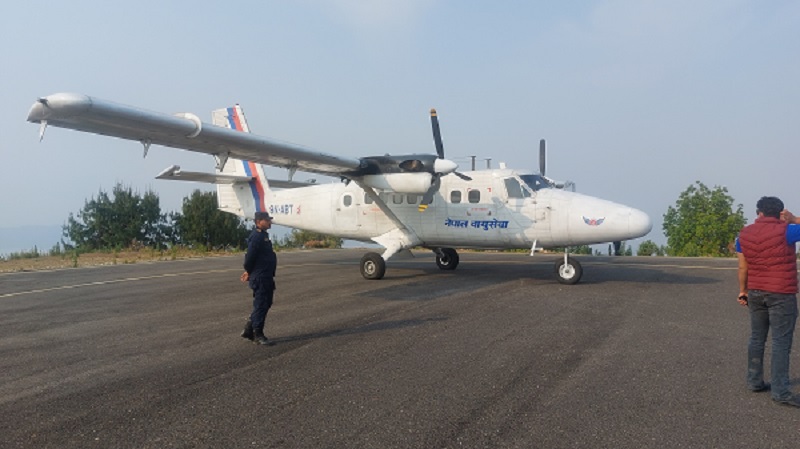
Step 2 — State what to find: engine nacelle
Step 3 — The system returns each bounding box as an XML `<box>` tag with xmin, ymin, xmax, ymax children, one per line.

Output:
<box><xmin>361</xmin><ymin>173</ymin><xmax>433</xmax><ymax>194</ymax></box>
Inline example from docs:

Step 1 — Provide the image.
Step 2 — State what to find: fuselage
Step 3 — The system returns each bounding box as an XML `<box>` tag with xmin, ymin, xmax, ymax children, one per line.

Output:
<box><xmin>266</xmin><ymin>168</ymin><xmax>652</xmax><ymax>249</ymax></box>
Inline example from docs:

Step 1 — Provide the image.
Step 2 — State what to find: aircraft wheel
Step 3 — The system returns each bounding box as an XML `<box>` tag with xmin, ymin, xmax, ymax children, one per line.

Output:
<box><xmin>360</xmin><ymin>252</ymin><xmax>386</xmax><ymax>280</ymax></box>
<box><xmin>436</xmin><ymin>248</ymin><xmax>460</xmax><ymax>271</ymax></box>
<box><xmin>554</xmin><ymin>256</ymin><xmax>582</xmax><ymax>285</ymax></box>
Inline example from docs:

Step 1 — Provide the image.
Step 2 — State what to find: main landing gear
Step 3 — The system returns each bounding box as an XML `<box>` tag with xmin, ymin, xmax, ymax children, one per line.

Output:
<box><xmin>360</xmin><ymin>252</ymin><xmax>386</xmax><ymax>280</ymax></box>
<box><xmin>434</xmin><ymin>247</ymin><xmax>459</xmax><ymax>270</ymax></box>
<box><xmin>359</xmin><ymin>247</ymin><xmax>461</xmax><ymax>280</ymax></box>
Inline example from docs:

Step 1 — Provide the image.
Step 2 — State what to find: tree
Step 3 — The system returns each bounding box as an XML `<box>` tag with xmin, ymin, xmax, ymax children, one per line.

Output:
<box><xmin>637</xmin><ymin>240</ymin><xmax>663</xmax><ymax>256</ymax></box>
<box><xmin>663</xmin><ymin>181</ymin><xmax>746</xmax><ymax>257</ymax></box>
<box><xmin>279</xmin><ymin>229</ymin><xmax>343</xmax><ymax>249</ymax></box>
<box><xmin>570</xmin><ymin>245</ymin><xmax>593</xmax><ymax>255</ymax></box>
<box><xmin>63</xmin><ymin>183</ymin><xmax>168</xmax><ymax>251</ymax></box>
<box><xmin>174</xmin><ymin>190</ymin><xmax>250</xmax><ymax>249</ymax></box>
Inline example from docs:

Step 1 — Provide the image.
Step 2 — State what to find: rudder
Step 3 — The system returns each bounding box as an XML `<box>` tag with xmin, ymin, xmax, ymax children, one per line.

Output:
<box><xmin>212</xmin><ymin>105</ymin><xmax>271</xmax><ymax>218</ymax></box>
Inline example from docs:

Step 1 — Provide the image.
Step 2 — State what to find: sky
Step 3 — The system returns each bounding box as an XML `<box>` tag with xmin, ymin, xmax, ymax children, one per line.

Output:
<box><xmin>2</xmin><ymin>0</ymin><xmax>799</xmax><ymax>253</ymax></box>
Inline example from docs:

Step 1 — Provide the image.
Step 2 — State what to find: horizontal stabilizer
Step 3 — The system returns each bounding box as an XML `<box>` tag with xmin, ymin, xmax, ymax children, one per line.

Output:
<box><xmin>156</xmin><ymin>165</ymin><xmax>315</xmax><ymax>188</ymax></box>
<box><xmin>156</xmin><ymin>165</ymin><xmax>252</xmax><ymax>184</ymax></box>
<box><xmin>268</xmin><ymin>179</ymin><xmax>319</xmax><ymax>189</ymax></box>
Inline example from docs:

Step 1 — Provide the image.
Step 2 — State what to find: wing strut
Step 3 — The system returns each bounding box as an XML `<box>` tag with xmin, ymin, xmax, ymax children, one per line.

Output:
<box><xmin>356</xmin><ymin>182</ymin><xmax>422</xmax><ymax>260</ymax></box>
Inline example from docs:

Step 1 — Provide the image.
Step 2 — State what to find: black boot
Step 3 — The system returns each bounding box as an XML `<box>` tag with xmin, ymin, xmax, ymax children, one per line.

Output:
<box><xmin>253</xmin><ymin>328</ymin><xmax>273</xmax><ymax>346</ymax></box>
<box><xmin>241</xmin><ymin>319</ymin><xmax>254</xmax><ymax>341</ymax></box>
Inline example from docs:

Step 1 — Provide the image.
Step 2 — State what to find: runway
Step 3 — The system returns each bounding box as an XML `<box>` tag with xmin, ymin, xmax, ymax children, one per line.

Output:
<box><xmin>1</xmin><ymin>249</ymin><xmax>798</xmax><ymax>448</ymax></box>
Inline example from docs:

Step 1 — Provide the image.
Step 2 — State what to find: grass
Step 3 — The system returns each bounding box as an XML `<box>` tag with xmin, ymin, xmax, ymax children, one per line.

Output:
<box><xmin>0</xmin><ymin>246</ymin><xmax>244</xmax><ymax>273</ymax></box>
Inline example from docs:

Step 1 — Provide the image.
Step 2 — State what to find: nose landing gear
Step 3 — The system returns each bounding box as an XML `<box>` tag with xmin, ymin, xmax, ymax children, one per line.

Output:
<box><xmin>554</xmin><ymin>255</ymin><xmax>582</xmax><ymax>284</ymax></box>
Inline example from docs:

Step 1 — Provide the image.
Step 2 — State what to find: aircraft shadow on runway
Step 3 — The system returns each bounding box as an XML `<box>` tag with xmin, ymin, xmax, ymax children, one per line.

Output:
<box><xmin>378</xmin><ymin>259</ymin><xmax>719</xmax><ymax>287</ymax></box>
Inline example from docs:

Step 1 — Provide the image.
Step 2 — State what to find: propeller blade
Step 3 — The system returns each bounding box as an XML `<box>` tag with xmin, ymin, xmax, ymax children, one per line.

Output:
<box><xmin>418</xmin><ymin>176</ymin><xmax>441</xmax><ymax>212</ymax></box>
<box><xmin>430</xmin><ymin>108</ymin><xmax>445</xmax><ymax>159</ymax></box>
<box><xmin>539</xmin><ymin>139</ymin><xmax>546</xmax><ymax>176</ymax></box>
<box><xmin>454</xmin><ymin>171</ymin><xmax>472</xmax><ymax>181</ymax></box>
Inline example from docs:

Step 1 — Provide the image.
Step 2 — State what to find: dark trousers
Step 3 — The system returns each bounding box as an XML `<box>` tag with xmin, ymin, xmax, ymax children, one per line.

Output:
<box><xmin>747</xmin><ymin>290</ymin><xmax>798</xmax><ymax>400</ymax></box>
<box><xmin>249</xmin><ymin>278</ymin><xmax>275</xmax><ymax>332</ymax></box>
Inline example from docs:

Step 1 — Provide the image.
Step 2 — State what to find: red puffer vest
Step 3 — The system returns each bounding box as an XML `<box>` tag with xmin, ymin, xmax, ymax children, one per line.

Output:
<box><xmin>739</xmin><ymin>217</ymin><xmax>798</xmax><ymax>294</ymax></box>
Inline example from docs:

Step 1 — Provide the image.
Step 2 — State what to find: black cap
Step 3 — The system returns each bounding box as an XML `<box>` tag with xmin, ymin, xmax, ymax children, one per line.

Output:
<box><xmin>254</xmin><ymin>211</ymin><xmax>273</xmax><ymax>221</ymax></box>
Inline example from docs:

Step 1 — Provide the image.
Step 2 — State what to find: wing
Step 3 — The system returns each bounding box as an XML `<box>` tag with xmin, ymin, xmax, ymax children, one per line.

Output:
<box><xmin>28</xmin><ymin>93</ymin><xmax>363</xmax><ymax>177</ymax></box>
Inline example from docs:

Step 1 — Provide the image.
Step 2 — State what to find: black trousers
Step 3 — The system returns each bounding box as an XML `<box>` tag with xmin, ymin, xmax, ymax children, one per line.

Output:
<box><xmin>249</xmin><ymin>278</ymin><xmax>274</xmax><ymax>331</ymax></box>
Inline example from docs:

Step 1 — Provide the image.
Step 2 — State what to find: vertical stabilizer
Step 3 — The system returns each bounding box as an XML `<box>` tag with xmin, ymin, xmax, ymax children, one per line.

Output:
<box><xmin>212</xmin><ymin>105</ymin><xmax>271</xmax><ymax>219</ymax></box>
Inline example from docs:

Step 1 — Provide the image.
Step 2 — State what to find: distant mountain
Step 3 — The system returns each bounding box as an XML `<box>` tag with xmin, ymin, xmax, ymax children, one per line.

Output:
<box><xmin>0</xmin><ymin>225</ymin><xmax>64</xmax><ymax>256</ymax></box>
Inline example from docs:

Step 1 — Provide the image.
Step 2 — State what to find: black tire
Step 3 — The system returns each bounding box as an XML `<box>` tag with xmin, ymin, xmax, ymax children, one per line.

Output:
<box><xmin>360</xmin><ymin>252</ymin><xmax>386</xmax><ymax>280</ymax></box>
<box><xmin>435</xmin><ymin>248</ymin><xmax>460</xmax><ymax>271</ymax></box>
<box><xmin>554</xmin><ymin>256</ymin><xmax>582</xmax><ymax>285</ymax></box>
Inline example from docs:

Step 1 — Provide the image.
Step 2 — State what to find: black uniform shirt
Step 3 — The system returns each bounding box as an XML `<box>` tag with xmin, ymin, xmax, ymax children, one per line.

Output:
<box><xmin>244</xmin><ymin>228</ymin><xmax>277</xmax><ymax>285</ymax></box>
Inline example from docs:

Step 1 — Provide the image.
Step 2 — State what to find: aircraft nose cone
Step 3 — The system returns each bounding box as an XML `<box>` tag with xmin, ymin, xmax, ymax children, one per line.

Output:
<box><xmin>433</xmin><ymin>158</ymin><xmax>458</xmax><ymax>174</ymax></box>
<box><xmin>628</xmin><ymin>208</ymin><xmax>652</xmax><ymax>237</ymax></box>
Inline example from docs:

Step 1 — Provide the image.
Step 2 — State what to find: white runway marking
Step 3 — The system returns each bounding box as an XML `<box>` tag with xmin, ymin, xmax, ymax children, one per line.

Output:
<box><xmin>0</xmin><ymin>269</ymin><xmax>239</xmax><ymax>299</ymax></box>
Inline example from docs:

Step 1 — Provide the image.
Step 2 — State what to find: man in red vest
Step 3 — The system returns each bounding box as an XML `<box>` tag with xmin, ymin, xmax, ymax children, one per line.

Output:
<box><xmin>737</xmin><ymin>196</ymin><xmax>800</xmax><ymax>407</ymax></box>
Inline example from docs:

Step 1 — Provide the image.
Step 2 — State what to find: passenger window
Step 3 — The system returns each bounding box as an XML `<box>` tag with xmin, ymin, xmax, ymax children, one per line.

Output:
<box><xmin>504</xmin><ymin>178</ymin><xmax>524</xmax><ymax>199</ymax></box>
<box><xmin>343</xmin><ymin>194</ymin><xmax>352</xmax><ymax>207</ymax></box>
<box><xmin>407</xmin><ymin>195</ymin><xmax>418</xmax><ymax>204</ymax></box>
<box><xmin>468</xmin><ymin>189</ymin><xmax>480</xmax><ymax>203</ymax></box>
<box><xmin>393</xmin><ymin>194</ymin><xmax>403</xmax><ymax>204</ymax></box>
<box><xmin>364</xmin><ymin>193</ymin><xmax>373</xmax><ymax>204</ymax></box>
<box><xmin>450</xmin><ymin>190</ymin><xmax>462</xmax><ymax>203</ymax></box>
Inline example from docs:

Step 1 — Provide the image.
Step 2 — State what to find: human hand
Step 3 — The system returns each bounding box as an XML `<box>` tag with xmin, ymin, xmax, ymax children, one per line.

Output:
<box><xmin>737</xmin><ymin>293</ymin><xmax>748</xmax><ymax>306</ymax></box>
<box><xmin>781</xmin><ymin>209</ymin><xmax>797</xmax><ymax>223</ymax></box>
<box><xmin>240</xmin><ymin>271</ymin><xmax>249</xmax><ymax>282</ymax></box>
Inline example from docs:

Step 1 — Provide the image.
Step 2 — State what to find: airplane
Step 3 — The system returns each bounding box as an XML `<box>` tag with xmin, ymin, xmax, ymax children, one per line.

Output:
<box><xmin>27</xmin><ymin>93</ymin><xmax>652</xmax><ymax>284</ymax></box>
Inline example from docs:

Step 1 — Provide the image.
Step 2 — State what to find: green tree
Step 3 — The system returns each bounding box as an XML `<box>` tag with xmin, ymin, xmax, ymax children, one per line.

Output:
<box><xmin>63</xmin><ymin>183</ymin><xmax>168</xmax><ymax>250</ymax></box>
<box><xmin>174</xmin><ymin>190</ymin><xmax>249</xmax><ymax>249</ymax></box>
<box><xmin>637</xmin><ymin>240</ymin><xmax>664</xmax><ymax>256</ymax></box>
<box><xmin>279</xmin><ymin>229</ymin><xmax>343</xmax><ymax>249</ymax></box>
<box><xmin>570</xmin><ymin>245</ymin><xmax>593</xmax><ymax>255</ymax></box>
<box><xmin>663</xmin><ymin>181</ymin><xmax>746</xmax><ymax>257</ymax></box>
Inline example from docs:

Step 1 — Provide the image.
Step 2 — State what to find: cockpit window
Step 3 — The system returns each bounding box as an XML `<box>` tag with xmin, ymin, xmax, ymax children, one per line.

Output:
<box><xmin>504</xmin><ymin>178</ymin><xmax>525</xmax><ymax>198</ymax></box>
<box><xmin>519</xmin><ymin>174</ymin><xmax>554</xmax><ymax>191</ymax></box>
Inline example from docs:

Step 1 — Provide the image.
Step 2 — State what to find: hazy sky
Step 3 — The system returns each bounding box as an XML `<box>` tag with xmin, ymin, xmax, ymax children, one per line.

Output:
<box><xmin>2</xmin><ymin>0</ymin><xmax>798</xmax><ymax>249</ymax></box>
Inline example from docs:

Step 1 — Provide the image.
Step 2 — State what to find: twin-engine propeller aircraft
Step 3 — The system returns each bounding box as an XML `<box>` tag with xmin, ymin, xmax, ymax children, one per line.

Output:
<box><xmin>27</xmin><ymin>93</ymin><xmax>652</xmax><ymax>284</ymax></box>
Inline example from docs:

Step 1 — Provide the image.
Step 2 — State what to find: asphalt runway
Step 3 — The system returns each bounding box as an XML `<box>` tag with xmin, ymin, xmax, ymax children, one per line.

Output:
<box><xmin>2</xmin><ymin>249</ymin><xmax>799</xmax><ymax>448</ymax></box>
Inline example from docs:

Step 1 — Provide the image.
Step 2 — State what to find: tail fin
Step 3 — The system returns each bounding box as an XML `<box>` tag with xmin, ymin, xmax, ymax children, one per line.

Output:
<box><xmin>212</xmin><ymin>105</ymin><xmax>271</xmax><ymax>219</ymax></box>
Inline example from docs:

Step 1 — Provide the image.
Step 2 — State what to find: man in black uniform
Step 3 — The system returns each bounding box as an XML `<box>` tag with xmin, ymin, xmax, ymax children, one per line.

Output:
<box><xmin>240</xmin><ymin>211</ymin><xmax>277</xmax><ymax>345</ymax></box>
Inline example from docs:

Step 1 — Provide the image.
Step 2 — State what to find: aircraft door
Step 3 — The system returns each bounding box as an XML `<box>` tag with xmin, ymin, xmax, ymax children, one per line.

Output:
<box><xmin>334</xmin><ymin>191</ymin><xmax>360</xmax><ymax>232</ymax></box>
<box><xmin>500</xmin><ymin>177</ymin><xmax>547</xmax><ymax>245</ymax></box>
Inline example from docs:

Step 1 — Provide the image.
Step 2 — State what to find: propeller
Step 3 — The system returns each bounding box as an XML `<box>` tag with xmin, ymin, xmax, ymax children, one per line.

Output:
<box><xmin>539</xmin><ymin>139</ymin><xmax>546</xmax><ymax>176</ymax></box>
<box><xmin>419</xmin><ymin>109</ymin><xmax>472</xmax><ymax>212</ymax></box>
<box><xmin>537</xmin><ymin>138</ymin><xmax>575</xmax><ymax>190</ymax></box>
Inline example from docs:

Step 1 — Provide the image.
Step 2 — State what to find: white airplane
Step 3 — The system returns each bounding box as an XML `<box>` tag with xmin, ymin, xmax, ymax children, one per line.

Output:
<box><xmin>27</xmin><ymin>93</ymin><xmax>652</xmax><ymax>284</ymax></box>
